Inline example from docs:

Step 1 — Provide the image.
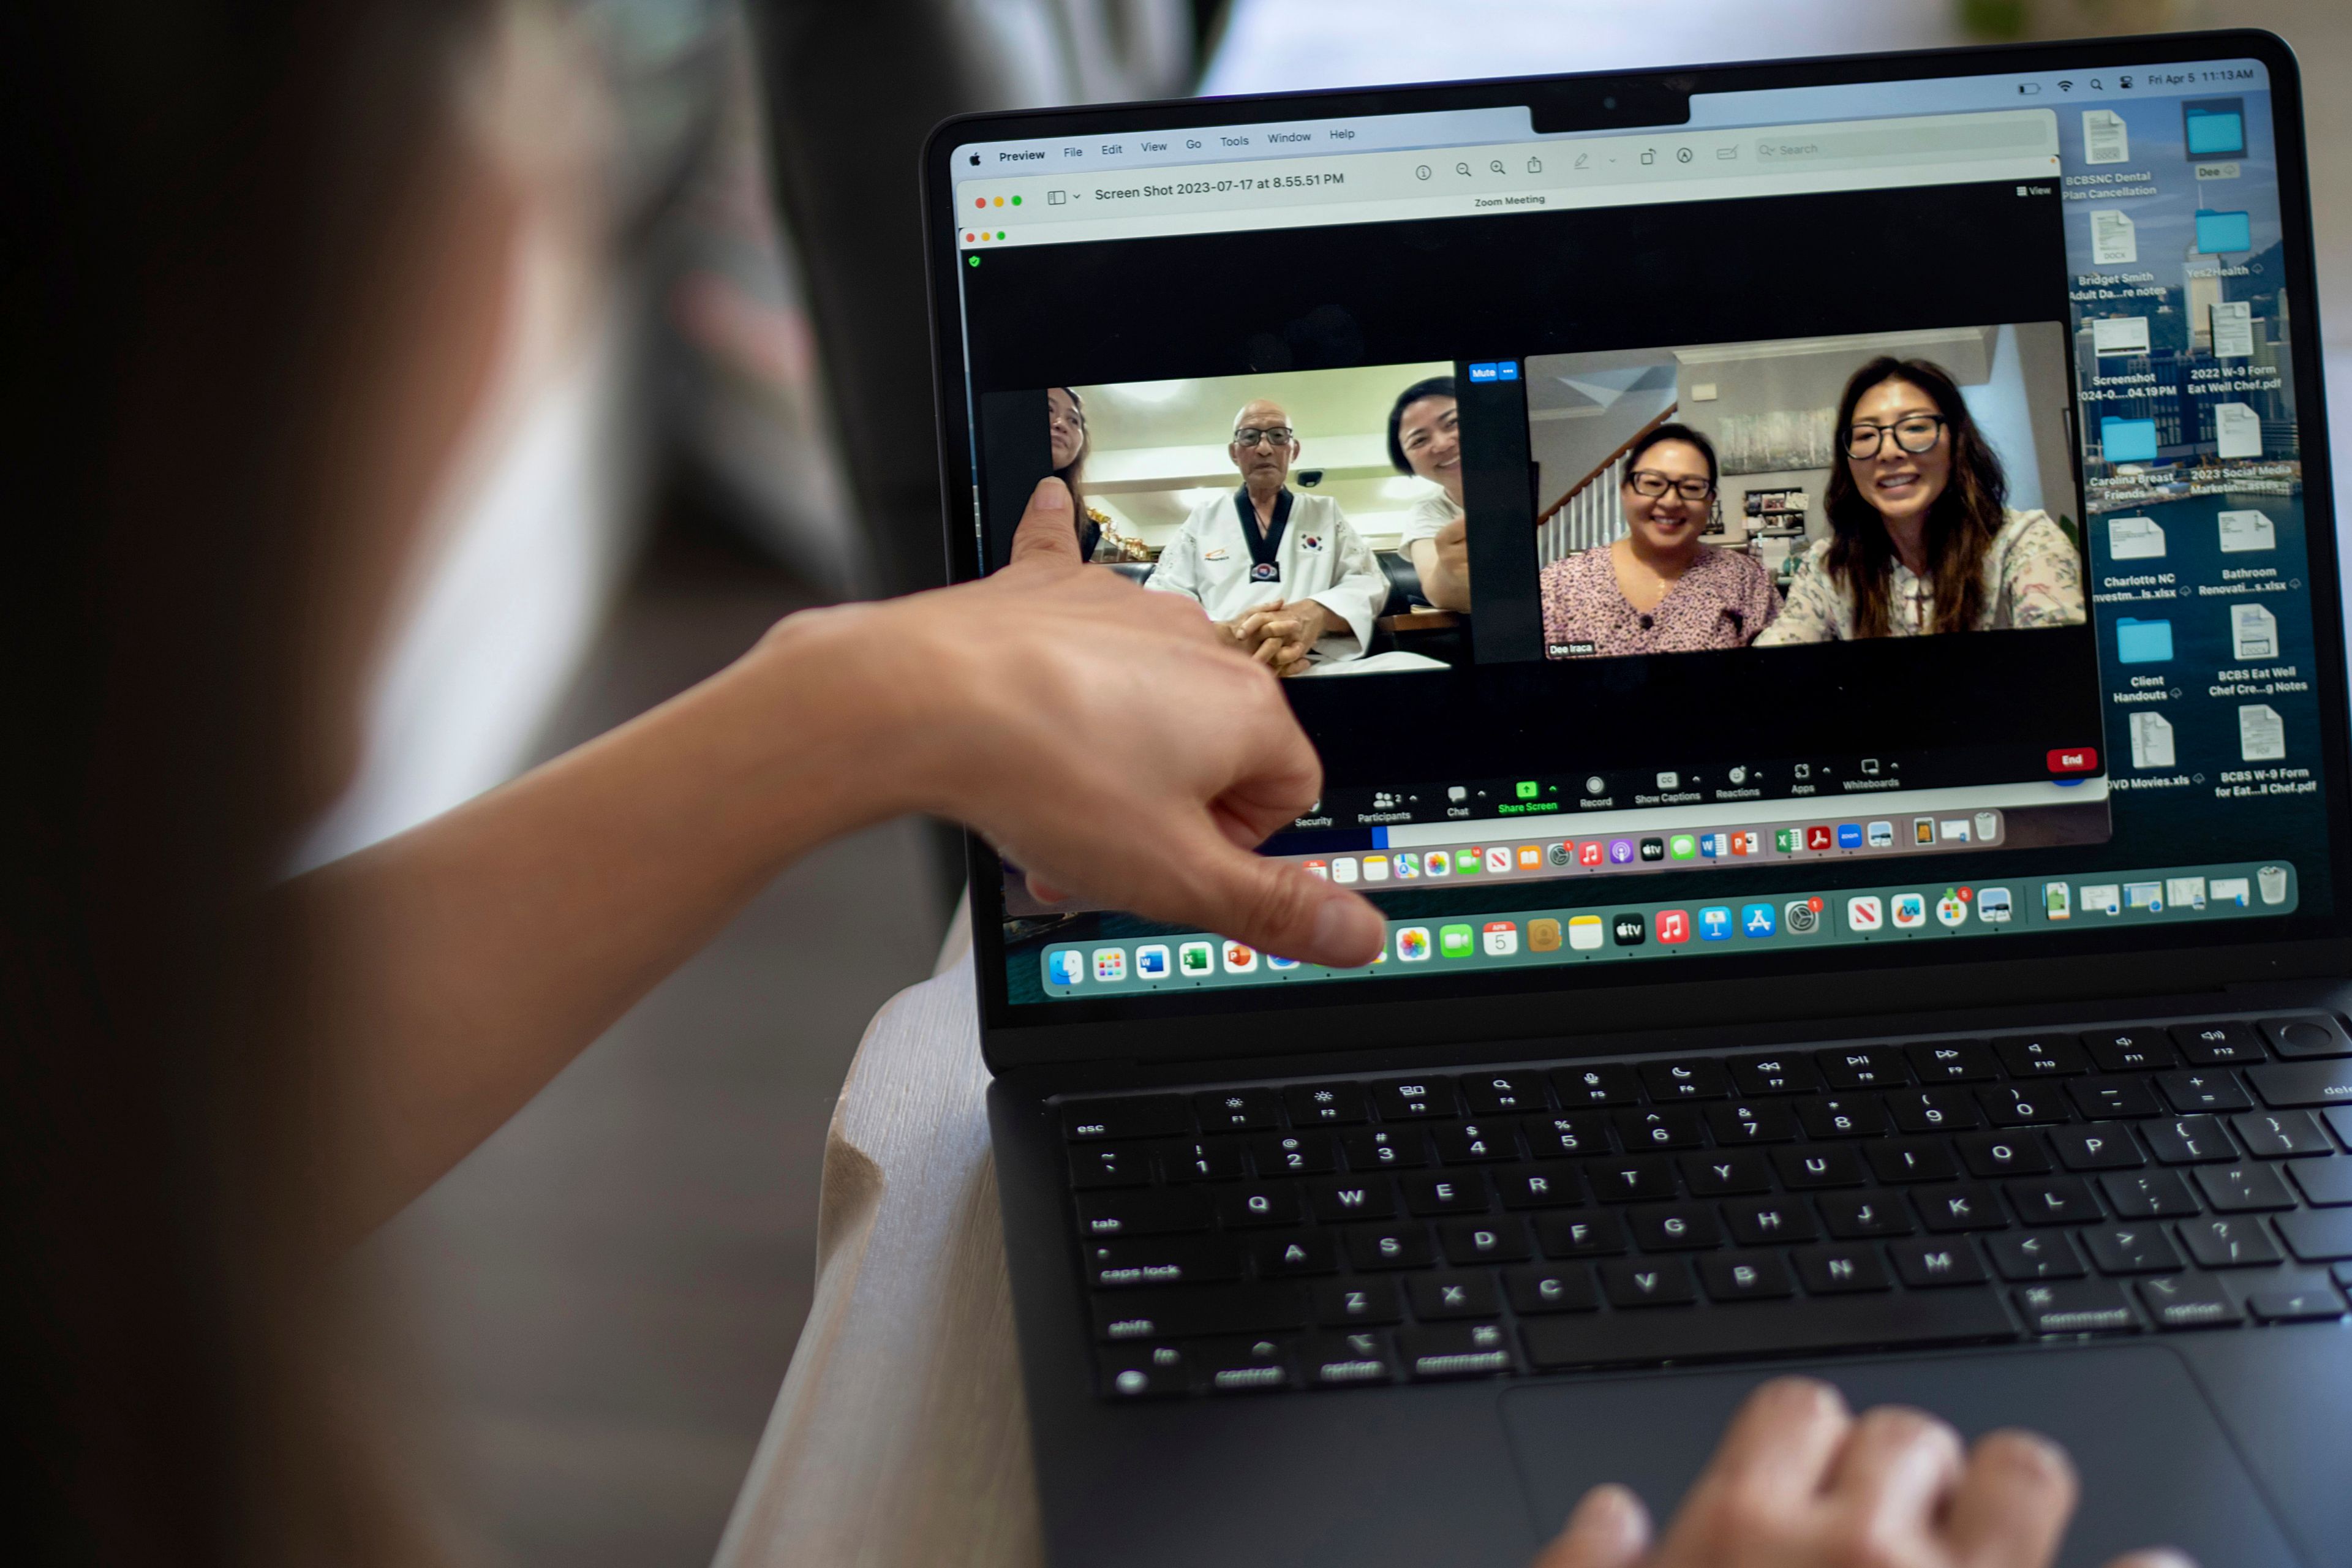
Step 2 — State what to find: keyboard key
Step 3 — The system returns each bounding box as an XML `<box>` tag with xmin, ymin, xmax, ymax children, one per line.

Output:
<box><xmin>1407</xmin><ymin>1270</ymin><xmax>1501</xmax><ymax>1320</ymax></box>
<box><xmin>2137</xmin><ymin>1274</ymin><xmax>2244</xmax><ymax>1330</ymax></box>
<box><xmin>1077</xmin><ymin>1188</ymin><xmax>1213</xmax><ymax>1237</ymax></box>
<box><xmin>1536</xmin><ymin>1209</ymin><xmax>1629</xmax><ymax>1257</ymax></box>
<box><xmin>1706</xmin><ymin>1101</ymin><xmax>1800</xmax><ymax>1144</ymax></box>
<box><xmin>1251</xmin><ymin>1131</ymin><xmax>1336</xmax><ymax>1176</ymax></box>
<box><xmin>1249</xmin><ymin>1232</ymin><xmax>1339</xmax><ymax>1276</ymax></box>
<box><xmin>1794</xmin><ymin>1243</ymin><xmax>1890</xmax><ymax>1294</ymax></box>
<box><xmin>1989</xmin><ymin>1231</ymin><xmax>2084</xmax><ymax>1281</ymax></box>
<box><xmin>1305</xmin><ymin>1330</ymin><xmax>1397</xmax><ymax>1387</ymax></box>
<box><xmin>1194</xmin><ymin>1088</ymin><xmax>1283</xmax><ymax>1132</ymax></box>
<box><xmin>1628</xmin><ymin>1202</ymin><xmax>1722</xmax><ymax>1251</ymax></box>
<box><xmin>2068</xmin><ymin>1078</ymin><xmax>2162</xmax><ymax>1120</ymax></box>
<box><xmin>1505</xmin><ymin>1263</ymin><xmax>1599</xmax><ymax>1314</ymax></box>
<box><xmin>1159</xmin><ymin>1136</ymin><xmax>1248</xmax><ymax>1182</ymax></box>
<box><xmin>1070</xmin><ymin>1142</ymin><xmax>1153</xmax><ymax>1188</ymax></box>
<box><xmin>1087</xmin><ymin>1236</ymin><xmax>1240</xmax><ymax>1289</ymax></box>
<box><xmin>1797</xmin><ymin>1095</ymin><xmax>1886</xmax><ymax>1138</ymax></box>
<box><xmin>2331</xmin><ymin>1107</ymin><xmax>2352</xmax><ymax>1150</ymax></box>
<box><xmin>1600</xmin><ymin>1257</ymin><xmax>1697</xmax><ymax>1306</ymax></box>
<box><xmin>2082</xmin><ymin>1028</ymin><xmax>2177</xmax><ymax>1072</ymax></box>
<box><xmin>1521</xmin><ymin>1287</ymin><xmax>2013</xmax><ymax>1370</ymax></box>
<box><xmin>1344</xmin><ymin>1223</ymin><xmax>1435</xmax><ymax>1271</ymax></box>
<box><xmin>1681</xmin><ymin>1150</ymin><xmax>1774</xmax><ymax>1196</ymax></box>
<box><xmin>2248</xmin><ymin>1060</ymin><xmax>2352</xmax><ymax>1110</ymax></box>
<box><xmin>1816</xmin><ymin>1046</ymin><xmax>1912</xmax><ymax>1090</ymax></box>
<box><xmin>2233</xmin><ymin>1109</ymin><xmax>2329</xmax><ymax>1158</ymax></box>
<box><xmin>2248</xmin><ymin>1286</ymin><xmax>2348</xmax><ymax>1322</ymax></box>
<box><xmin>1521</xmin><ymin>1112</ymin><xmax>1615</xmax><ymax>1159</ymax></box>
<box><xmin>1615</xmin><ymin>1107</ymin><xmax>1706</xmax><ymax>1151</ymax></box>
<box><xmin>1888</xmin><ymin>1088</ymin><xmax>1985</xmax><ymax>1134</ymax></box>
<box><xmin>1698</xmin><ymin>1250</ymin><xmax>1796</xmax><ymax>1301</ymax></box>
<box><xmin>1308</xmin><ymin>1175</ymin><xmax>1396</xmax><ymax>1223</ymax></box>
<box><xmin>1460</xmin><ymin>1071</ymin><xmax>1548</xmax><ymax>1114</ymax></box>
<box><xmin>1913</xmin><ymin>1183</ymin><xmax>2007</xmax><ymax>1232</ymax></box>
<box><xmin>2261</xmin><ymin>1016</ymin><xmax>2352</xmax><ymax>1060</ymax></box>
<box><xmin>1194</xmin><ymin>1334</ymin><xmax>1298</xmax><ymax>1393</ymax></box>
<box><xmin>1372</xmin><ymin>1076</ymin><xmax>1458</xmax><ymax>1120</ymax></box>
<box><xmin>2288</xmin><ymin>1156</ymin><xmax>2352</xmax><ymax>1206</ymax></box>
<box><xmin>1774</xmin><ymin>1144</ymin><xmax>1869</xmax><ymax>1188</ymax></box>
<box><xmin>1493</xmin><ymin>1163</ymin><xmax>1586</xmax><ymax>1208</ymax></box>
<box><xmin>2196</xmin><ymin>1162</ymin><xmax>2294</xmax><ymax>1212</ymax></box>
<box><xmin>2049</xmin><ymin>1124</ymin><xmax>2146</xmax><ymax>1172</ymax></box>
<box><xmin>1439</xmin><ymin>1216</ymin><xmax>1531</xmax><ymax>1264</ymax></box>
<box><xmin>1641</xmin><ymin>1058</ymin><xmax>1733</xmax><ymax>1101</ymax></box>
<box><xmin>1551</xmin><ymin>1063</ymin><xmax>1641</xmax><ymax>1107</ymax></box>
<box><xmin>2006</xmin><ymin>1177</ymin><xmax>2103</xmax><ymax>1225</ymax></box>
<box><xmin>1979</xmin><ymin>1085</ymin><xmax>2071</xmax><ymax>1126</ymax></box>
<box><xmin>1819</xmin><ymin>1191</ymin><xmax>1915</xmax><ymax>1239</ymax></box>
<box><xmin>2179</xmin><ymin>1216</ymin><xmax>2282</xmax><ymax>1268</ymax></box>
<box><xmin>2172</xmin><ymin>1022</ymin><xmax>2264</xmax><ymax>1066</ymax></box>
<box><xmin>1399</xmin><ymin>1172</ymin><xmax>1488</xmax><ymax>1216</ymax></box>
<box><xmin>1958</xmin><ymin>1131</ymin><xmax>2051</xmax><ymax>1177</ymax></box>
<box><xmin>1093</xmin><ymin>1283</ymin><xmax>1308</xmax><ymax>1341</ymax></box>
<box><xmin>1889</xmin><ymin>1238</ymin><xmax>1989</xmax><ymax>1287</ymax></box>
<box><xmin>1433</xmin><ymin>1120</ymin><xmax>1520</xmax><ymax>1163</ymax></box>
<box><xmin>1215</xmin><ymin>1182</ymin><xmax>1306</xmax><ymax>1228</ymax></box>
<box><xmin>2277</xmin><ymin>1208</ymin><xmax>2352</xmax><ymax>1262</ymax></box>
<box><xmin>2158</xmin><ymin>1071</ymin><xmax>2251</xmax><ymax>1114</ymax></box>
<box><xmin>2143</xmin><ymin>1115</ymin><xmax>2237</xmax><ymax>1164</ymax></box>
<box><xmin>1283</xmin><ymin>1081</ymin><xmax>1369</xmax><ymax>1126</ymax></box>
<box><xmin>1099</xmin><ymin>1343</ymin><xmax>1189</xmax><ymax>1398</ymax></box>
<box><xmin>1397</xmin><ymin>1321</ymin><xmax>1513</xmax><ymax>1379</ymax></box>
<box><xmin>2016</xmin><ymin>1280</ymin><xmax>2138</xmax><ymax>1334</ymax></box>
<box><xmin>1312</xmin><ymin>1276</ymin><xmax>1402</xmax><ymax>1325</ymax></box>
<box><xmin>1065</xmin><ymin>1095</ymin><xmax>1189</xmax><ymax>1140</ymax></box>
<box><xmin>2100</xmin><ymin>1170</ymin><xmax>2200</xmax><ymax>1219</ymax></box>
<box><xmin>1866</xmin><ymin>1139</ymin><xmax>1958</xmax><ymax>1184</ymax></box>
<box><xmin>1722</xmin><ymin>1196</ymin><xmax>1820</xmax><ymax>1246</ymax></box>
<box><xmin>1994</xmin><ymin>1034</ymin><xmax>2090</xmax><ymax>1078</ymax></box>
<box><xmin>1583</xmin><ymin>1155</ymin><xmax>1677</xmax><ymax>1202</ymax></box>
<box><xmin>1906</xmin><ymin>1039</ymin><xmax>2000</xmax><ymax>1083</ymax></box>
<box><xmin>2082</xmin><ymin>1224</ymin><xmax>2182</xmax><ymax>1274</ymax></box>
<box><xmin>1339</xmin><ymin>1128</ymin><xmax>1427</xmax><ymax>1170</ymax></box>
<box><xmin>1728</xmin><ymin>1053</ymin><xmax>1821</xmax><ymax>1095</ymax></box>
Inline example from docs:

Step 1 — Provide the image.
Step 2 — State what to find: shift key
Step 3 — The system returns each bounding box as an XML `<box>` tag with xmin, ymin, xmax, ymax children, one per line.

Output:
<box><xmin>2248</xmin><ymin>1061</ymin><xmax>2352</xmax><ymax>1109</ymax></box>
<box><xmin>1076</xmin><ymin>1188</ymin><xmax>1212</xmax><ymax>1237</ymax></box>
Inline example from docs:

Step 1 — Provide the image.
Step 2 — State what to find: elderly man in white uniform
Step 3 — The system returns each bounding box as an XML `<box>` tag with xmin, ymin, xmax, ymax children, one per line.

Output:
<box><xmin>1145</xmin><ymin>398</ymin><xmax>1389</xmax><ymax>675</ymax></box>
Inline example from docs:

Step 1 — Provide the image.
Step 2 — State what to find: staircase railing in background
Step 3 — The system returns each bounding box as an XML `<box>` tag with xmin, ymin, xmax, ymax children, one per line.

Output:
<box><xmin>1535</xmin><ymin>404</ymin><xmax>1678</xmax><ymax>565</ymax></box>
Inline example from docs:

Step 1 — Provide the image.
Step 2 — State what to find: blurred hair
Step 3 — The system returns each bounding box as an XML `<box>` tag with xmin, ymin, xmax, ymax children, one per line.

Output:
<box><xmin>1622</xmin><ymin>422</ymin><xmax>1718</xmax><ymax>490</ymax></box>
<box><xmin>1822</xmin><ymin>357</ymin><xmax>2010</xmax><ymax>638</ymax></box>
<box><xmin>1049</xmin><ymin>386</ymin><xmax>1090</xmax><ymax>549</ymax></box>
<box><xmin>1385</xmin><ymin>375</ymin><xmax>1457</xmax><ymax>474</ymax></box>
<box><xmin>1</xmin><ymin>5</ymin><xmax>478</xmax><ymax>1562</ymax></box>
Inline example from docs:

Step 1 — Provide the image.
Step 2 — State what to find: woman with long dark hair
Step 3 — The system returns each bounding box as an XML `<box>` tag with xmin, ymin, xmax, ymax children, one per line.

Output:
<box><xmin>1047</xmin><ymin>385</ymin><xmax>1147</xmax><ymax>562</ymax></box>
<box><xmin>1387</xmin><ymin>374</ymin><xmax>1471</xmax><ymax>611</ymax></box>
<box><xmin>1757</xmin><ymin>357</ymin><xmax>2084</xmax><ymax>644</ymax></box>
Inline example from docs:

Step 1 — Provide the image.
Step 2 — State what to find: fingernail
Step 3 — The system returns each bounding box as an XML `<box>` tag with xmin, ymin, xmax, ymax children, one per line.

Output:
<box><xmin>1033</xmin><ymin>478</ymin><xmax>1069</xmax><ymax>510</ymax></box>
<box><xmin>1566</xmin><ymin>1485</ymin><xmax>1649</xmax><ymax>1552</ymax></box>
<box><xmin>1310</xmin><ymin>896</ymin><xmax>1384</xmax><ymax>967</ymax></box>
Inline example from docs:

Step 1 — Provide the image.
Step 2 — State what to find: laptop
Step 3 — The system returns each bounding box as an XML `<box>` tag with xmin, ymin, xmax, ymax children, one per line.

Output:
<box><xmin>921</xmin><ymin>31</ymin><xmax>2350</xmax><ymax>1567</ymax></box>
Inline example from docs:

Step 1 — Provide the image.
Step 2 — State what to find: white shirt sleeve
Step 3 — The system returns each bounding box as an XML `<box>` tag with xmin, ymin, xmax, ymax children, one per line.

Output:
<box><xmin>1393</xmin><ymin>491</ymin><xmax>1461</xmax><ymax>549</ymax></box>
<box><xmin>1143</xmin><ymin>507</ymin><xmax>1209</xmax><ymax>604</ymax></box>
<box><xmin>1301</xmin><ymin>507</ymin><xmax>1390</xmax><ymax>660</ymax></box>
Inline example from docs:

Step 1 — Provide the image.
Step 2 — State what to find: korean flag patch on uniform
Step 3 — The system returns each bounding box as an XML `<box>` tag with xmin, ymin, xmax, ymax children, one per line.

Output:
<box><xmin>1301</xmin><ymin>535</ymin><xmax>1322</xmax><ymax>551</ymax></box>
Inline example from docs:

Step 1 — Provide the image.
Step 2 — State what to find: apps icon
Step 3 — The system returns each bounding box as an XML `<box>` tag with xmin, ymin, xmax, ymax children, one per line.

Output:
<box><xmin>2043</xmin><ymin>883</ymin><xmax>2072</xmax><ymax>920</ymax></box>
<box><xmin>1656</xmin><ymin>910</ymin><xmax>1691</xmax><ymax>944</ymax></box>
<box><xmin>1846</xmin><ymin>895</ymin><xmax>1884</xmax><ymax>932</ymax></box>
<box><xmin>1394</xmin><ymin>853</ymin><xmax>1419</xmax><ymax>880</ymax></box>
<box><xmin>1363</xmin><ymin>854</ymin><xmax>1391</xmax><ymax>883</ymax></box>
<box><xmin>1223</xmin><ymin>941</ymin><xmax>1259</xmax><ymax>972</ymax></box>
<box><xmin>1267</xmin><ymin>954</ymin><xmax>1302</xmax><ymax>970</ymax></box>
<box><xmin>1483</xmin><ymin>921</ymin><xmax>1520</xmax><ymax>956</ymax></box>
<box><xmin>1867</xmin><ymin>821</ymin><xmax>1894</xmax><ymax>849</ymax></box>
<box><xmin>1700</xmin><ymin>832</ymin><xmax>1727</xmax><ymax>859</ymax></box>
<box><xmin>1048</xmin><ymin>950</ymin><xmax>1085</xmax><ymax>986</ymax></box>
<box><xmin>1805</xmin><ymin>825</ymin><xmax>1834</xmax><ymax>852</ymax></box>
<box><xmin>1092</xmin><ymin>947</ymin><xmax>1128</xmax><ymax>981</ymax></box>
<box><xmin>1698</xmin><ymin>906</ymin><xmax>1732</xmax><ymax>941</ymax></box>
<box><xmin>1439</xmin><ymin>924</ymin><xmax>1475</xmax><ymax>958</ymax></box>
<box><xmin>1639</xmin><ymin>837</ymin><xmax>1667</xmax><ymax>862</ymax></box>
<box><xmin>1179</xmin><ymin>941</ymin><xmax>1215</xmax><ymax>974</ymax></box>
<box><xmin>1578</xmin><ymin>840</ymin><xmax>1605</xmax><ymax>867</ymax></box>
<box><xmin>1517</xmin><ymin>845</ymin><xmax>1543</xmax><ymax>871</ymax></box>
<box><xmin>1456</xmin><ymin>848</ymin><xmax>1482</xmax><ymax>875</ymax></box>
<box><xmin>1977</xmin><ymin>888</ymin><xmax>2014</xmax><ymax>924</ymax></box>
<box><xmin>1913</xmin><ymin>818</ymin><xmax>1936</xmax><ymax>845</ymax></box>
<box><xmin>1547</xmin><ymin>843</ymin><xmax>1572</xmax><ymax>868</ymax></box>
<box><xmin>1424</xmin><ymin>850</ymin><xmax>1451</xmax><ymax>878</ymax></box>
<box><xmin>1784</xmin><ymin>899</ymin><xmax>1823</xmax><ymax>935</ymax></box>
<box><xmin>1890</xmin><ymin>893</ymin><xmax>1926</xmax><ymax>929</ymax></box>
<box><xmin>1740</xmin><ymin>903</ymin><xmax>1776</xmax><ymax>938</ymax></box>
<box><xmin>1529</xmin><ymin>918</ymin><xmax>1562</xmax><ymax>952</ymax></box>
<box><xmin>1303</xmin><ymin>859</ymin><xmax>1329</xmax><ymax>880</ymax></box>
<box><xmin>1612</xmin><ymin>913</ymin><xmax>1648</xmax><ymax>946</ymax></box>
<box><xmin>1775</xmin><ymin>828</ymin><xmax>1799</xmax><ymax>854</ymax></box>
<box><xmin>1937</xmin><ymin>890</ymin><xmax>1969</xmax><ymax>927</ymax></box>
<box><xmin>1568</xmin><ymin>915</ymin><xmax>1604</xmax><ymax>950</ymax></box>
<box><xmin>1396</xmin><ymin>927</ymin><xmax>1432</xmax><ymax>961</ymax></box>
<box><xmin>1732</xmin><ymin>831</ymin><xmax>1760</xmax><ymax>856</ymax></box>
<box><xmin>1608</xmin><ymin>839</ymin><xmax>1636</xmax><ymax>865</ymax></box>
<box><xmin>1836</xmin><ymin>824</ymin><xmax>1864</xmax><ymax>850</ymax></box>
<box><xmin>1135</xmin><ymin>944</ymin><xmax>1171</xmax><ymax>978</ymax></box>
<box><xmin>1485</xmin><ymin>846</ymin><xmax>1513</xmax><ymax>873</ymax></box>
<box><xmin>1330</xmin><ymin>857</ymin><xmax>1359</xmax><ymax>884</ymax></box>
<box><xmin>1669</xmin><ymin>834</ymin><xmax>1698</xmax><ymax>861</ymax></box>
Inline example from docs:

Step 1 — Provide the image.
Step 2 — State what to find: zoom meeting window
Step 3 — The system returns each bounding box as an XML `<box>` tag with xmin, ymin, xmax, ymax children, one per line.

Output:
<box><xmin>944</xmin><ymin>58</ymin><xmax>2328</xmax><ymax>1005</ymax></box>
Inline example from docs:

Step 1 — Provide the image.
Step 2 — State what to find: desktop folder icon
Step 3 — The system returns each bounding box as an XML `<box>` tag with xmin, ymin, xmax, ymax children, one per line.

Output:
<box><xmin>2101</xmin><ymin>418</ymin><xmax>2158</xmax><ymax>465</ymax></box>
<box><xmin>2194</xmin><ymin>209</ymin><xmax>2252</xmax><ymax>254</ymax></box>
<box><xmin>2115</xmin><ymin>617</ymin><xmax>2173</xmax><ymax>664</ymax></box>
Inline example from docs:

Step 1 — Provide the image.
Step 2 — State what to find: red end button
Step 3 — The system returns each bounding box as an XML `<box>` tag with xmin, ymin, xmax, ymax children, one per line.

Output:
<box><xmin>2046</xmin><ymin>747</ymin><xmax>2099</xmax><ymax>774</ymax></box>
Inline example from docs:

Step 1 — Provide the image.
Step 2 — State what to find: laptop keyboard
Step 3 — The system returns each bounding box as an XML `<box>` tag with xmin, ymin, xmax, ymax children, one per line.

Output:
<box><xmin>1058</xmin><ymin>1016</ymin><xmax>2352</xmax><ymax>1397</ymax></box>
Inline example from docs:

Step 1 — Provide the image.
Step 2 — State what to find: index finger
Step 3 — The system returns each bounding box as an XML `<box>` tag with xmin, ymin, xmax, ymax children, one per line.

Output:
<box><xmin>1685</xmin><ymin>1379</ymin><xmax>1852</xmax><ymax>1512</ymax></box>
<box><xmin>1945</xmin><ymin>1430</ymin><xmax>2076</xmax><ymax>1568</ymax></box>
<box><xmin>1005</xmin><ymin>478</ymin><xmax>1082</xmax><ymax>565</ymax></box>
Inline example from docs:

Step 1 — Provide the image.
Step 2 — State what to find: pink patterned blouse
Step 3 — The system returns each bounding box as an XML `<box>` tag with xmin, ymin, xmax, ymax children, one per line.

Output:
<box><xmin>1539</xmin><ymin>543</ymin><xmax>1781</xmax><ymax>658</ymax></box>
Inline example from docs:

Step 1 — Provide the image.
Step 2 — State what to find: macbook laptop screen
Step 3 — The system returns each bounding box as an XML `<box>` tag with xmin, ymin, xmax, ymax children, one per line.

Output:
<box><xmin>935</xmin><ymin>53</ymin><xmax>2340</xmax><ymax>1019</ymax></box>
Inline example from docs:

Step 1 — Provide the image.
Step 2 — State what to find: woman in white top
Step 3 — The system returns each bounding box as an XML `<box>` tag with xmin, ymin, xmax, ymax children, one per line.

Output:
<box><xmin>1387</xmin><ymin>375</ymin><xmax>1472</xmax><ymax>611</ymax></box>
<box><xmin>1755</xmin><ymin>357</ymin><xmax>2085</xmax><ymax>644</ymax></box>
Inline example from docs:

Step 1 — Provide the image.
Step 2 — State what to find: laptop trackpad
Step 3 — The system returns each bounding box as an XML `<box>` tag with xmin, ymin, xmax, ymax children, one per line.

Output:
<box><xmin>1501</xmin><ymin>1344</ymin><xmax>2301</xmax><ymax>1568</ymax></box>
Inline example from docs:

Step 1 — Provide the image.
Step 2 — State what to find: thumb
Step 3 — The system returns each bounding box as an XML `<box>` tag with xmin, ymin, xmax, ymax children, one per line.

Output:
<box><xmin>1177</xmin><ymin>828</ymin><xmax>1385</xmax><ymax>968</ymax></box>
<box><xmin>1006</xmin><ymin>477</ymin><xmax>1082</xmax><ymax>565</ymax></box>
<box><xmin>1532</xmin><ymin>1485</ymin><xmax>1651</xmax><ymax>1568</ymax></box>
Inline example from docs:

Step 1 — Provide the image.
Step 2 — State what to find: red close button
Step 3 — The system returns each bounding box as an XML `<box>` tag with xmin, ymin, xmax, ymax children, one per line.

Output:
<box><xmin>2047</xmin><ymin>747</ymin><xmax>2099</xmax><ymax>774</ymax></box>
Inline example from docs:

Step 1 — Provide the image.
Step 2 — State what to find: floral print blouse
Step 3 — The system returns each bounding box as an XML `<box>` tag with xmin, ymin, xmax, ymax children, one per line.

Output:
<box><xmin>1754</xmin><ymin>508</ymin><xmax>2084</xmax><ymax>644</ymax></box>
<box><xmin>1539</xmin><ymin>543</ymin><xmax>1781</xmax><ymax>657</ymax></box>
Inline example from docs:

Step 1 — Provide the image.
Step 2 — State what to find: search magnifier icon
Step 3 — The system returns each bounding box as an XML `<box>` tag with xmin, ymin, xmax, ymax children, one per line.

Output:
<box><xmin>1489</xmin><ymin>159</ymin><xmax>1506</xmax><ymax>174</ymax></box>
<box><xmin>1455</xmin><ymin>162</ymin><xmax>1471</xmax><ymax>176</ymax></box>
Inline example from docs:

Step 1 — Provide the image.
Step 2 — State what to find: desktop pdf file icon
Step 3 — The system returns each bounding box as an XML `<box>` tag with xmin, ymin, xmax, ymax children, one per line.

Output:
<box><xmin>2116</xmin><ymin>617</ymin><xmax>2172</xmax><ymax>664</ymax></box>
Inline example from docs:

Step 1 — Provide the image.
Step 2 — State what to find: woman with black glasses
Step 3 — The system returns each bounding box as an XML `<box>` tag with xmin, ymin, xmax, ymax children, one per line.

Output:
<box><xmin>1756</xmin><ymin>356</ymin><xmax>2084</xmax><ymax>644</ymax></box>
<box><xmin>1538</xmin><ymin>423</ymin><xmax>1780</xmax><ymax>657</ymax></box>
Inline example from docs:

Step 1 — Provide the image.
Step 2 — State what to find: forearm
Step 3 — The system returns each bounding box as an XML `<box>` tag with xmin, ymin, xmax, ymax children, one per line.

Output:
<box><xmin>1409</xmin><ymin>538</ymin><xmax>1472</xmax><ymax>612</ymax></box>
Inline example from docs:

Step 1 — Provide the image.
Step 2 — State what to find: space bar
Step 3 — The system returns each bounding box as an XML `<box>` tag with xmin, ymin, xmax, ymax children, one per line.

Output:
<box><xmin>1521</xmin><ymin>1290</ymin><xmax>2018</xmax><ymax>1372</ymax></box>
